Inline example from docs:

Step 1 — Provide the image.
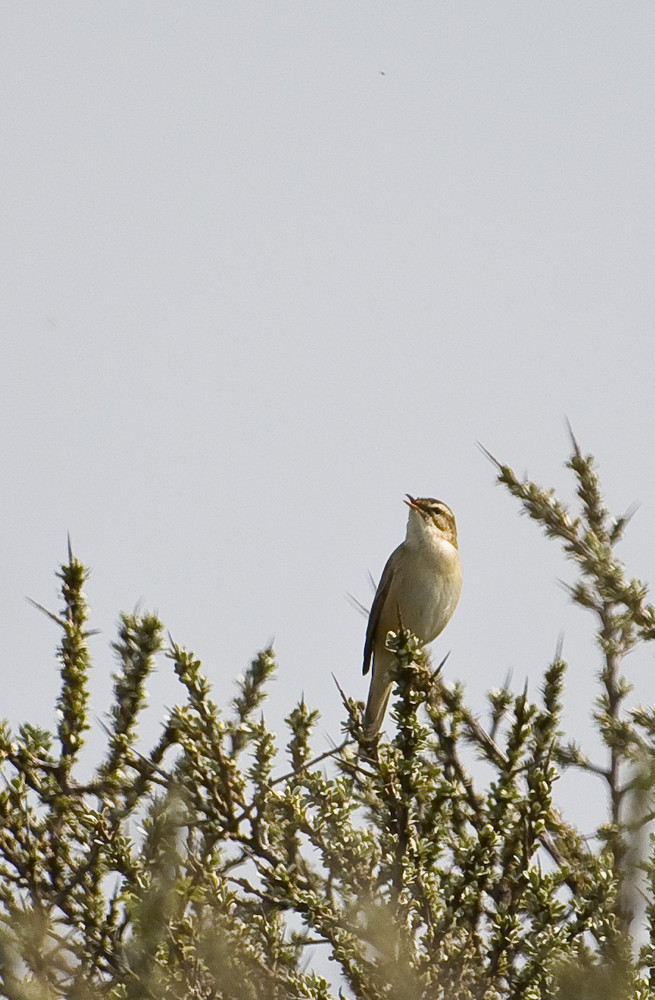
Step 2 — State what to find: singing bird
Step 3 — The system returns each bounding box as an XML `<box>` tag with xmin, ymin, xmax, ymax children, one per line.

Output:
<box><xmin>362</xmin><ymin>495</ymin><xmax>462</xmax><ymax>740</ymax></box>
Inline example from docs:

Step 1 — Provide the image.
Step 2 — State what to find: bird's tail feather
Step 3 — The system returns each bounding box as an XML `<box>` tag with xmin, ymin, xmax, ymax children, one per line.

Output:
<box><xmin>362</xmin><ymin>670</ymin><xmax>392</xmax><ymax>742</ymax></box>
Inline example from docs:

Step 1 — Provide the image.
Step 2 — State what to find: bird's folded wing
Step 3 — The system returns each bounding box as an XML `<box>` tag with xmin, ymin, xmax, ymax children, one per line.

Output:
<box><xmin>362</xmin><ymin>554</ymin><xmax>395</xmax><ymax>676</ymax></box>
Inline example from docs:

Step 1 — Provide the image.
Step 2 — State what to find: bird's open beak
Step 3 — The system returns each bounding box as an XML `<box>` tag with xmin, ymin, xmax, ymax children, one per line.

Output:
<box><xmin>405</xmin><ymin>494</ymin><xmax>421</xmax><ymax>511</ymax></box>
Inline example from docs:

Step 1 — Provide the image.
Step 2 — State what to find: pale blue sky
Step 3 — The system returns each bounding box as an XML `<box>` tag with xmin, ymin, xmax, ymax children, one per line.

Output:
<box><xmin>2</xmin><ymin>3</ymin><xmax>655</xmax><ymax>833</ymax></box>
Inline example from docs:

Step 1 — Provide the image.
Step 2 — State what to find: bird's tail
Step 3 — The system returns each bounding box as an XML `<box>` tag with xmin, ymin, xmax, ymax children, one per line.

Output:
<box><xmin>362</xmin><ymin>668</ymin><xmax>392</xmax><ymax>742</ymax></box>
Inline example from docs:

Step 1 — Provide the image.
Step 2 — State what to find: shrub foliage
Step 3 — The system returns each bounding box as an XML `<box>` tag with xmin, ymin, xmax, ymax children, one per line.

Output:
<box><xmin>2</xmin><ymin>436</ymin><xmax>655</xmax><ymax>999</ymax></box>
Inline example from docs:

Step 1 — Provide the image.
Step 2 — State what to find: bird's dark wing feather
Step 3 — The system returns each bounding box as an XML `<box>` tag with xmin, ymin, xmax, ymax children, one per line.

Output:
<box><xmin>362</xmin><ymin>554</ymin><xmax>395</xmax><ymax>675</ymax></box>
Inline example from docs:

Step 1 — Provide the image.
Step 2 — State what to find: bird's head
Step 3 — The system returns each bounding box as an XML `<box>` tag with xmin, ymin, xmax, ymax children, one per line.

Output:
<box><xmin>404</xmin><ymin>495</ymin><xmax>458</xmax><ymax>549</ymax></box>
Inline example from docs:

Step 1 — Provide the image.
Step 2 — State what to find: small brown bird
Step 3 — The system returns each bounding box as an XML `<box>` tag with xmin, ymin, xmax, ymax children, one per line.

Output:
<box><xmin>362</xmin><ymin>496</ymin><xmax>462</xmax><ymax>740</ymax></box>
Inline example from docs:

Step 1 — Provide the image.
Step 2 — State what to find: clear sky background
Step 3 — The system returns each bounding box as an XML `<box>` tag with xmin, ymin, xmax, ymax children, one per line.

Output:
<box><xmin>2</xmin><ymin>3</ymin><xmax>655</xmax><ymax>837</ymax></box>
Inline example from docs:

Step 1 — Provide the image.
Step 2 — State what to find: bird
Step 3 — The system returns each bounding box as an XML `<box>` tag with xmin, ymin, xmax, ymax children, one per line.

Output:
<box><xmin>362</xmin><ymin>495</ymin><xmax>462</xmax><ymax>741</ymax></box>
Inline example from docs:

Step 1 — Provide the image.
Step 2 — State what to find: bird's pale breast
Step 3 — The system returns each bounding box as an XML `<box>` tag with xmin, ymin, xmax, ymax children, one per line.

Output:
<box><xmin>377</xmin><ymin>537</ymin><xmax>461</xmax><ymax>650</ymax></box>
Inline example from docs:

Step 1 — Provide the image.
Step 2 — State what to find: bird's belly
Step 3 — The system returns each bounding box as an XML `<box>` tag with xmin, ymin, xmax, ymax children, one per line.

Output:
<box><xmin>394</xmin><ymin>559</ymin><xmax>461</xmax><ymax>644</ymax></box>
